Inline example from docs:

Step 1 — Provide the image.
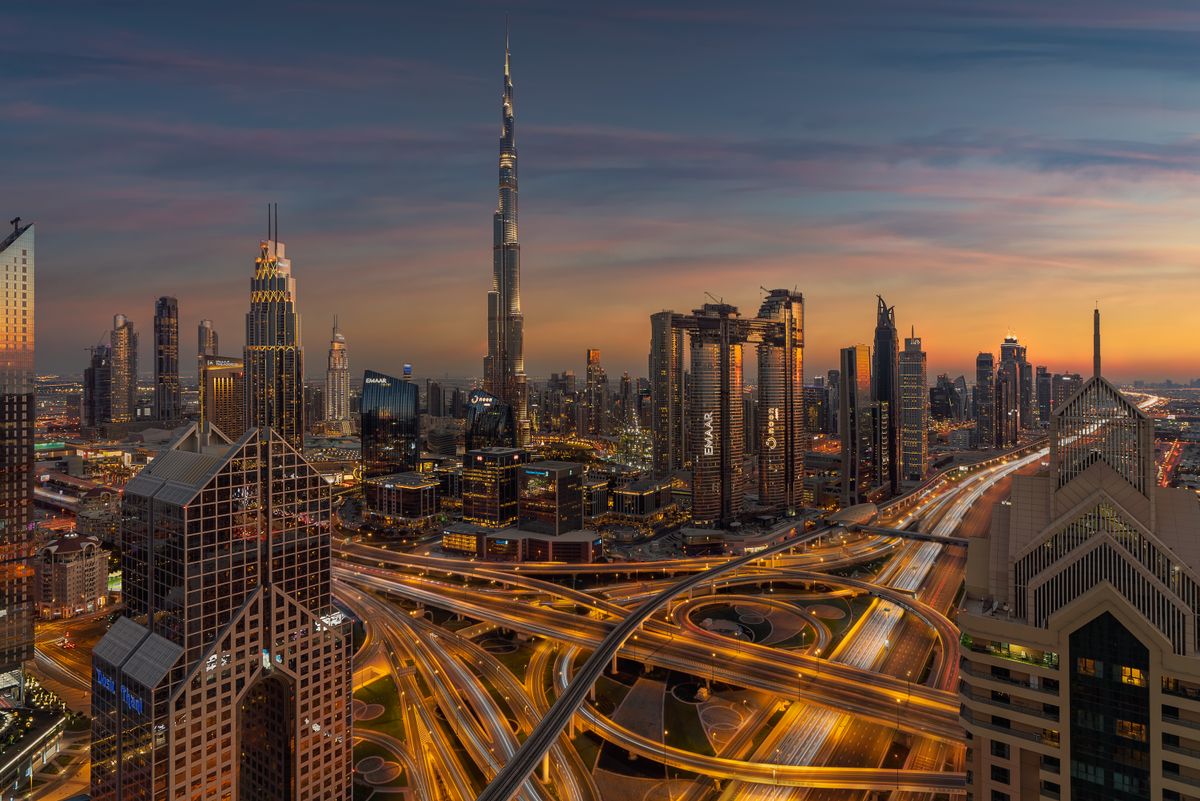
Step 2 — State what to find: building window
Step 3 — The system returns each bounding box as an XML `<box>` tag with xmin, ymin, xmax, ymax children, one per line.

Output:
<box><xmin>990</xmin><ymin>740</ymin><xmax>1010</xmax><ymax>759</ymax></box>
<box><xmin>990</xmin><ymin>792</ymin><xmax>1010</xmax><ymax>801</ymax></box>
<box><xmin>1120</xmin><ymin>666</ymin><xmax>1146</xmax><ymax>687</ymax></box>
<box><xmin>1115</xmin><ymin>720</ymin><xmax>1146</xmax><ymax>742</ymax></box>
<box><xmin>1075</xmin><ymin>657</ymin><xmax>1098</xmax><ymax>677</ymax></box>
<box><xmin>990</xmin><ymin>765</ymin><xmax>1010</xmax><ymax>784</ymax></box>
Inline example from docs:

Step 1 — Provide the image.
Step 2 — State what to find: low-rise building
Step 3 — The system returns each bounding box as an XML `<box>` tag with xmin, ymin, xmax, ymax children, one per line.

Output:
<box><xmin>364</xmin><ymin>472</ymin><xmax>439</xmax><ymax>530</ymax></box>
<box><xmin>33</xmin><ymin>533</ymin><xmax>110</xmax><ymax>619</ymax></box>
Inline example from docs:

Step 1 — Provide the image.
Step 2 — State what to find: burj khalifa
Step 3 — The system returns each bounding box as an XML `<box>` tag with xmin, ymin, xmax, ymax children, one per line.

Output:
<box><xmin>484</xmin><ymin>26</ymin><xmax>530</xmax><ymax>444</ymax></box>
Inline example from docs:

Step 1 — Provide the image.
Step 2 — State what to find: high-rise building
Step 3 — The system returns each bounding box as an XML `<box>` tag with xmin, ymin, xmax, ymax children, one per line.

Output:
<box><xmin>825</xmin><ymin>369</ymin><xmax>840</xmax><ymax>434</ymax></box>
<box><xmin>110</xmin><ymin>313</ymin><xmax>138</xmax><ymax>424</ymax></box>
<box><xmin>996</xmin><ymin>358</ymin><xmax>1020</xmax><ymax>447</ymax></box>
<box><xmin>360</xmin><ymin>369</ymin><xmax>419</xmax><ymax>478</ymax></box>
<box><xmin>839</xmin><ymin>344</ymin><xmax>874</xmax><ymax>505</ymax></box>
<box><xmin>872</xmin><ymin>296</ymin><xmax>899</xmax><ymax>494</ymax></box>
<box><xmin>0</xmin><ymin>219</ymin><xmax>33</xmax><ymax>700</ymax></box>
<box><xmin>999</xmin><ymin>334</ymin><xmax>1031</xmax><ymax>432</ymax></box>
<box><xmin>975</xmin><ymin>352</ymin><xmax>995</xmax><ymax>448</ymax></box>
<box><xmin>584</xmin><ymin>348</ymin><xmax>606</xmax><ymax>435</ymax></box>
<box><xmin>197</xmin><ymin>318</ymin><xmax>218</xmax><ymax>378</ymax></box>
<box><xmin>245</xmin><ymin>214</ymin><xmax>305</xmax><ymax>449</ymax></box>
<box><xmin>152</xmin><ymin>296</ymin><xmax>180</xmax><ymax>422</ymax></box>
<box><xmin>517</xmin><ymin>461</ymin><xmax>583</xmax><ymax>535</ymax></box>
<box><xmin>960</xmin><ymin>312</ymin><xmax>1195</xmax><ymax>801</ymax></box>
<box><xmin>483</xmin><ymin>30</ymin><xmax>529</xmax><ymax>445</ymax></box>
<box><xmin>618</xmin><ymin>372</ymin><xmax>634</xmax><ymax>427</ymax></box>
<box><xmin>898</xmin><ymin>330</ymin><xmax>928</xmax><ymax>482</ymax></box>
<box><xmin>683</xmin><ymin>303</ymin><xmax>746</xmax><ymax>527</ymax></box>
<box><xmin>324</xmin><ymin>320</ymin><xmax>350</xmax><ymax>433</ymax></box>
<box><xmin>427</xmin><ymin>380</ymin><xmax>444</xmax><ymax>418</ymax></box>
<box><xmin>1052</xmin><ymin>371</ymin><xmax>1083</xmax><ymax>410</ymax></box>
<box><xmin>90</xmin><ymin>425</ymin><xmax>351</xmax><ymax>801</ymax></box>
<box><xmin>1036</xmin><ymin>365</ymin><xmax>1052</xmax><ymax>425</ymax></box>
<box><xmin>755</xmin><ymin>289</ymin><xmax>805</xmax><ymax>513</ymax></box>
<box><xmin>82</xmin><ymin>344</ymin><xmax>113</xmax><ymax>430</ymax></box>
<box><xmin>466</xmin><ymin>389</ymin><xmax>517</xmax><ymax>452</ymax></box>
<box><xmin>649</xmin><ymin>310</ymin><xmax>686</xmax><ymax>477</ymax></box>
<box><xmin>199</xmin><ymin>355</ymin><xmax>246</xmax><ymax>439</ymax></box>
<box><xmin>462</xmin><ymin>447</ymin><xmax>527</xmax><ymax>528</ymax></box>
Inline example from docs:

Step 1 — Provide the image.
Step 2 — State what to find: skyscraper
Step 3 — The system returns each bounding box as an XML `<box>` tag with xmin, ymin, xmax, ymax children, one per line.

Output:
<box><xmin>584</xmin><ymin>348</ymin><xmax>606</xmax><ymax>435</ymax></box>
<box><xmin>839</xmin><ymin>344</ymin><xmax>874</xmax><ymax>506</ymax></box>
<box><xmin>975</xmin><ymin>352</ymin><xmax>995</xmax><ymax>448</ymax></box>
<box><xmin>110</xmin><ymin>313</ymin><xmax>138</xmax><ymax>424</ymax></box>
<box><xmin>324</xmin><ymin>320</ymin><xmax>350</xmax><ymax>434</ymax></box>
<box><xmin>960</xmin><ymin>312</ymin><xmax>1192</xmax><ymax>801</ymax></box>
<box><xmin>199</xmin><ymin>355</ymin><xmax>246</xmax><ymax>439</ymax></box>
<box><xmin>1036</xmin><ymin>365</ymin><xmax>1052</xmax><ymax>425</ymax></box>
<box><xmin>872</xmin><ymin>296</ymin><xmax>899</xmax><ymax>494</ymax></box>
<box><xmin>90</xmin><ymin>425</ymin><xmax>352</xmax><ymax>801</ymax></box>
<box><xmin>898</xmin><ymin>330</ymin><xmax>928</xmax><ymax>482</ymax></box>
<box><xmin>82</xmin><ymin>344</ymin><xmax>113</xmax><ymax>430</ymax></box>
<box><xmin>152</xmin><ymin>296</ymin><xmax>180</xmax><ymax>422</ymax></box>
<box><xmin>685</xmin><ymin>303</ymin><xmax>745</xmax><ymax>527</ymax></box>
<box><xmin>360</xmin><ymin>369</ymin><xmax>419</xmax><ymax>477</ymax></box>
<box><xmin>484</xmin><ymin>28</ymin><xmax>529</xmax><ymax>445</ymax></box>
<box><xmin>245</xmin><ymin>210</ymin><xmax>305</xmax><ymax>449</ymax></box>
<box><xmin>0</xmin><ymin>218</ymin><xmax>33</xmax><ymax>700</ymax></box>
<box><xmin>755</xmin><ymin>289</ymin><xmax>805</xmax><ymax>513</ymax></box>
<box><xmin>649</xmin><ymin>310</ymin><xmax>686</xmax><ymax>477</ymax></box>
<box><xmin>197</xmin><ymin>318</ymin><xmax>218</xmax><ymax>382</ymax></box>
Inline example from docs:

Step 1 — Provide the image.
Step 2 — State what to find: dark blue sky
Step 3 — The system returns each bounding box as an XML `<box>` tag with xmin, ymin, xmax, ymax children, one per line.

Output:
<box><xmin>6</xmin><ymin>1</ymin><xmax>1199</xmax><ymax>380</ymax></box>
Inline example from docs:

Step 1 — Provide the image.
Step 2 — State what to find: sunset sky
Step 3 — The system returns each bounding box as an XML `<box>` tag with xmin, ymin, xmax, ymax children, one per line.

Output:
<box><xmin>5</xmin><ymin>0</ymin><xmax>1199</xmax><ymax>383</ymax></box>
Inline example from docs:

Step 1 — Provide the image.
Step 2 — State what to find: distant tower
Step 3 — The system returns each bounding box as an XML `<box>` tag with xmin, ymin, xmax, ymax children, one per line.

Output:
<box><xmin>244</xmin><ymin>206</ymin><xmax>305</xmax><ymax>449</ymax></box>
<box><xmin>898</xmin><ymin>330</ymin><xmax>928</xmax><ymax>482</ymax></box>
<box><xmin>0</xmin><ymin>219</ymin><xmax>34</xmax><ymax>700</ymax></box>
<box><xmin>756</xmin><ymin>289</ymin><xmax>805</xmax><ymax>514</ymax></box>
<box><xmin>839</xmin><ymin>344</ymin><xmax>873</xmax><ymax>506</ymax></box>
<box><xmin>649</xmin><ymin>311</ymin><xmax>686</xmax><ymax>477</ymax></box>
<box><xmin>584</xmin><ymin>349</ymin><xmax>606</xmax><ymax>435</ymax></box>
<box><xmin>82</xmin><ymin>345</ymin><xmax>113</xmax><ymax>429</ymax></box>
<box><xmin>324</xmin><ymin>318</ymin><xmax>350</xmax><ymax>434</ymax></box>
<box><xmin>872</xmin><ymin>296</ymin><xmax>899</xmax><ymax>494</ymax></box>
<box><xmin>484</xmin><ymin>25</ymin><xmax>530</xmax><ymax>445</ymax></box>
<box><xmin>975</xmin><ymin>353</ymin><xmax>995</xmax><ymax>448</ymax></box>
<box><xmin>197</xmin><ymin>318</ymin><xmax>218</xmax><ymax>381</ymax></box>
<box><xmin>110</xmin><ymin>314</ymin><xmax>138</xmax><ymax>423</ymax></box>
<box><xmin>153</xmin><ymin>296</ymin><xmax>180</xmax><ymax>422</ymax></box>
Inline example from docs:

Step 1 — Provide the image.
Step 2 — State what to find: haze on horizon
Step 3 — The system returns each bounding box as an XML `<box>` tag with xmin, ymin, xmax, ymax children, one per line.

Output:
<box><xmin>4</xmin><ymin>0</ymin><xmax>1198</xmax><ymax>383</ymax></box>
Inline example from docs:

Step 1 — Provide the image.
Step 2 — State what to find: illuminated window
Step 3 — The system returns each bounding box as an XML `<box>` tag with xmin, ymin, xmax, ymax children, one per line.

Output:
<box><xmin>1076</xmin><ymin>658</ymin><xmax>1098</xmax><ymax>677</ymax></box>
<box><xmin>1121</xmin><ymin>666</ymin><xmax>1146</xmax><ymax>687</ymax></box>
<box><xmin>1116</xmin><ymin>720</ymin><xmax>1146</xmax><ymax>742</ymax></box>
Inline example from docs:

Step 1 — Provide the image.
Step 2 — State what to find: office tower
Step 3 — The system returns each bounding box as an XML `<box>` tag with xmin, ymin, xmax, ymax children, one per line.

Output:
<box><xmin>802</xmin><ymin>385</ymin><xmax>825</xmax><ymax>438</ymax></box>
<box><xmin>82</xmin><ymin>344</ymin><xmax>113</xmax><ymax>429</ymax></box>
<box><xmin>839</xmin><ymin>344</ymin><xmax>873</xmax><ymax>505</ymax></box>
<box><xmin>466</xmin><ymin>389</ymin><xmax>518</xmax><ymax>452</ymax></box>
<box><xmin>152</xmin><ymin>296</ymin><xmax>180</xmax><ymax>422</ymax></box>
<box><xmin>245</xmin><ymin>211</ymin><xmax>305</xmax><ymax>449</ymax></box>
<box><xmin>825</xmin><ymin>369</ymin><xmax>840</xmax><ymax>434</ymax></box>
<box><xmin>90</xmin><ymin>425</ymin><xmax>351</xmax><ymax>801</ymax></box>
<box><xmin>428</xmin><ymin>380</ymin><xmax>444</xmax><ymax>417</ymax></box>
<box><xmin>872</xmin><ymin>296</ymin><xmax>899</xmax><ymax>494</ymax></box>
<box><xmin>449</xmin><ymin>387</ymin><xmax>467</xmax><ymax>419</ymax></box>
<box><xmin>975</xmin><ymin>352</ymin><xmax>995</xmax><ymax>448</ymax></box>
<box><xmin>619</xmin><ymin>372</ymin><xmax>634</xmax><ymax>426</ymax></box>
<box><xmin>1036</xmin><ymin>365</ymin><xmax>1052</xmax><ymax>425</ymax></box>
<box><xmin>110</xmin><ymin>313</ymin><xmax>138</xmax><ymax>424</ymax></box>
<box><xmin>199</xmin><ymin>355</ymin><xmax>246</xmax><ymax>438</ymax></box>
<box><xmin>683</xmin><ymin>303</ymin><xmax>745</xmax><ymax>527</ymax></box>
<box><xmin>197</xmin><ymin>318</ymin><xmax>218</xmax><ymax>380</ymax></box>
<box><xmin>930</xmin><ymin>374</ymin><xmax>964</xmax><ymax>422</ymax></box>
<box><xmin>324</xmin><ymin>320</ymin><xmax>350</xmax><ymax>433</ymax></box>
<box><xmin>542</xmin><ymin>372</ymin><xmax>577</xmax><ymax>436</ymax></box>
<box><xmin>898</xmin><ymin>330</ymin><xmax>928</xmax><ymax>482</ymax></box>
<box><xmin>960</xmin><ymin>312</ymin><xmax>1193</xmax><ymax>801</ymax></box>
<box><xmin>998</xmin><ymin>334</ymin><xmax>1029</xmax><ymax>431</ymax></box>
<box><xmin>462</xmin><ymin>447</ymin><xmax>527</xmax><ymax>528</ymax></box>
<box><xmin>360</xmin><ymin>369</ymin><xmax>419</xmax><ymax>478</ymax></box>
<box><xmin>584</xmin><ymin>348</ymin><xmax>606</xmax><ymax>435</ymax></box>
<box><xmin>517</xmin><ymin>461</ymin><xmax>584</xmax><ymax>535</ymax></box>
<box><xmin>483</xmin><ymin>30</ymin><xmax>529</xmax><ymax>445</ymax></box>
<box><xmin>755</xmin><ymin>288</ymin><xmax>805</xmax><ymax>513</ymax></box>
<box><xmin>995</xmin><ymin>358</ymin><xmax>1020</xmax><ymax>447</ymax></box>
<box><xmin>1052</xmin><ymin>371</ymin><xmax>1083</xmax><ymax>410</ymax></box>
<box><xmin>0</xmin><ymin>219</ymin><xmax>33</xmax><ymax>700</ymax></box>
<box><xmin>649</xmin><ymin>310</ymin><xmax>686</xmax><ymax>477</ymax></box>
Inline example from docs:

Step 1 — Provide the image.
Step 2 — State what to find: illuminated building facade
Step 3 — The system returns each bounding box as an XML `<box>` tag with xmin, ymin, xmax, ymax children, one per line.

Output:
<box><xmin>584</xmin><ymin>349</ymin><xmax>606</xmax><ymax>435</ymax></box>
<box><xmin>462</xmin><ymin>447</ymin><xmax>527</xmax><ymax>528</ymax></box>
<box><xmin>324</xmin><ymin>321</ymin><xmax>350</xmax><ymax>434</ymax></box>
<box><xmin>90</xmin><ymin>424</ymin><xmax>351</xmax><ymax>801</ymax></box>
<box><xmin>360</xmin><ymin>369</ymin><xmax>418</xmax><ymax>478</ymax></box>
<box><xmin>755</xmin><ymin>289</ymin><xmax>805</xmax><ymax>513</ymax></box>
<box><xmin>649</xmin><ymin>310</ymin><xmax>685</xmax><ymax>477</ymax></box>
<box><xmin>199</xmin><ymin>355</ymin><xmax>246</xmax><ymax>439</ymax></box>
<box><xmin>517</xmin><ymin>461</ymin><xmax>583</xmax><ymax>536</ymax></box>
<box><xmin>465</xmin><ymin>389</ymin><xmax>517</xmax><ymax>452</ymax></box>
<box><xmin>0</xmin><ymin>219</ymin><xmax>33</xmax><ymax>699</ymax></box>
<box><xmin>975</xmin><ymin>352</ymin><xmax>995</xmax><ymax>448</ymax></box>
<box><xmin>152</xmin><ymin>296</ymin><xmax>180</xmax><ymax>422</ymax></box>
<box><xmin>364</xmin><ymin>472</ymin><xmax>438</xmax><ymax>528</ymax></box>
<box><xmin>839</xmin><ymin>344</ymin><xmax>874</xmax><ymax>505</ymax></box>
<box><xmin>872</xmin><ymin>296</ymin><xmax>899</xmax><ymax>494</ymax></box>
<box><xmin>961</xmin><ymin>314</ymin><xmax>1198</xmax><ymax>801</ymax></box>
<box><xmin>898</xmin><ymin>330</ymin><xmax>928</xmax><ymax>482</ymax></box>
<box><xmin>244</xmin><ymin>216</ymin><xmax>305</xmax><ymax>450</ymax></box>
<box><xmin>483</xmin><ymin>30</ymin><xmax>529</xmax><ymax>444</ymax></box>
<box><xmin>110</xmin><ymin>313</ymin><xmax>138</xmax><ymax>424</ymax></box>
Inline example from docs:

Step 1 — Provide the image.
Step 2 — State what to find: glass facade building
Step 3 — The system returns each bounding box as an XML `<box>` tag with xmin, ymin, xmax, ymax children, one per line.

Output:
<box><xmin>898</xmin><ymin>332</ymin><xmax>928</xmax><ymax>482</ymax></box>
<box><xmin>517</xmin><ymin>461</ymin><xmax>583</xmax><ymax>535</ymax></box>
<box><xmin>245</xmin><ymin>232</ymin><xmax>305</xmax><ymax>449</ymax></box>
<box><xmin>152</xmin><ymin>296</ymin><xmax>180</xmax><ymax>422</ymax></box>
<box><xmin>462</xmin><ymin>447</ymin><xmax>527</xmax><ymax>528</ymax></box>
<box><xmin>649</xmin><ymin>310</ymin><xmax>685</xmax><ymax>478</ymax></box>
<box><xmin>110</xmin><ymin>313</ymin><xmax>138</xmax><ymax>424</ymax></box>
<box><xmin>360</xmin><ymin>369</ymin><xmax>419</xmax><ymax>478</ymax></box>
<box><xmin>465</xmin><ymin>389</ymin><xmax>516</xmax><ymax>452</ymax></box>
<box><xmin>200</xmin><ymin>355</ymin><xmax>246</xmax><ymax>440</ymax></box>
<box><xmin>755</xmin><ymin>289</ymin><xmax>805</xmax><ymax>513</ymax></box>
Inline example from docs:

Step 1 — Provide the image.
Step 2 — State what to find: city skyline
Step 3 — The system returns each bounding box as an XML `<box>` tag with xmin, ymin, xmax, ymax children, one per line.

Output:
<box><xmin>5</xmin><ymin>2</ymin><xmax>1200</xmax><ymax>382</ymax></box>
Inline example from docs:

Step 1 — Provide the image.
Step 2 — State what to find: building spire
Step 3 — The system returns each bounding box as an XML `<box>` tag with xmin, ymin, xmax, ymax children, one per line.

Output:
<box><xmin>1093</xmin><ymin>305</ymin><xmax>1101</xmax><ymax>378</ymax></box>
<box><xmin>504</xmin><ymin>14</ymin><xmax>511</xmax><ymax>78</ymax></box>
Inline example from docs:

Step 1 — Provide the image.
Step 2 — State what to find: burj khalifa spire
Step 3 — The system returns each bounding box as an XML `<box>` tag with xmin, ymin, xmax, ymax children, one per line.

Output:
<box><xmin>484</xmin><ymin>21</ymin><xmax>530</xmax><ymax>444</ymax></box>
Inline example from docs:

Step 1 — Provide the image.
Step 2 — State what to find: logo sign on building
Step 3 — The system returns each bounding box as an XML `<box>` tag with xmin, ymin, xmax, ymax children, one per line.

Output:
<box><xmin>94</xmin><ymin>668</ymin><xmax>116</xmax><ymax>694</ymax></box>
<box><xmin>121</xmin><ymin>685</ymin><xmax>144</xmax><ymax>715</ymax></box>
<box><xmin>364</xmin><ymin>376</ymin><xmax>391</xmax><ymax>386</ymax></box>
<box><xmin>765</xmin><ymin>407</ymin><xmax>779</xmax><ymax>450</ymax></box>
<box><xmin>702</xmin><ymin>411</ymin><xmax>715</xmax><ymax>456</ymax></box>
